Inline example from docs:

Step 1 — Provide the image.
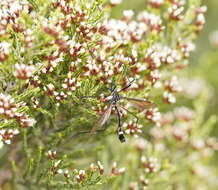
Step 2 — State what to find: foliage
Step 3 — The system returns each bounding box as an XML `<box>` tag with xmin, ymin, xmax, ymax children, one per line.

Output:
<box><xmin>0</xmin><ymin>0</ymin><xmax>217</xmax><ymax>189</ymax></box>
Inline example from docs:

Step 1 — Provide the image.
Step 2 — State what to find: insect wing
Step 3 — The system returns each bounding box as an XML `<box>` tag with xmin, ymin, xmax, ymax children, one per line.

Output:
<box><xmin>124</xmin><ymin>97</ymin><xmax>155</xmax><ymax>111</ymax></box>
<box><xmin>91</xmin><ymin>104</ymin><xmax>112</xmax><ymax>132</ymax></box>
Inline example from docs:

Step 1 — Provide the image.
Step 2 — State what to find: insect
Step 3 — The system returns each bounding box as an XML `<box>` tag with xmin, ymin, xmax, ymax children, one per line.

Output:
<box><xmin>91</xmin><ymin>79</ymin><xmax>155</xmax><ymax>143</ymax></box>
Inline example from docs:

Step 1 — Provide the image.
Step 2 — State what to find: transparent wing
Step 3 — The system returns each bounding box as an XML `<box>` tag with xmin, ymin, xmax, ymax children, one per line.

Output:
<box><xmin>123</xmin><ymin>97</ymin><xmax>155</xmax><ymax>112</ymax></box>
<box><xmin>91</xmin><ymin>104</ymin><xmax>112</xmax><ymax>132</ymax></box>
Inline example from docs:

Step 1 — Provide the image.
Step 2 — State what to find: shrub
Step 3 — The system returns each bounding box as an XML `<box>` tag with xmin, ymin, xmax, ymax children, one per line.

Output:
<box><xmin>0</xmin><ymin>0</ymin><xmax>217</xmax><ymax>189</ymax></box>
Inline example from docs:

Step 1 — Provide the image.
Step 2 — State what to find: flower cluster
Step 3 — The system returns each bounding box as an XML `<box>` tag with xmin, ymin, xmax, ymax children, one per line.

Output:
<box><xmin>191</xmin><ymin>137</ymin><xmax>218</xmax><ymax>153</ymax></box>
<box><xmin>0</xmin><ymin>41</ymin><xmax>10</xmax><ymax>62</ymax></box>
<box><xmin>14</xmin><ymin>63</ymin><xmax>35</xmax><ymax>80</ymax></box>
<box><xmin>137</xmin><ymin>11</ymin><xmax>164</xmax><ymax>32</ymax></box>
<box><xmin>43</xmin><ymin>83</ymin><xmax>68</xmax><ymax>106</ymax></box>
<box><xmin>0</xmin><ymin>129</ymin><xmax>19</xmax><ymax>145</ymax></box>
<box><xmin>47</xmin><ymin>150</ymin><xmax>126</xmax><ymax>185</ymax></box>
<box><xmin>141</xmin><ymin>156</ymin><xmax>160</xmax><ymax>173</ymax></box>
<box><xmin>168</xmin><ymin>3</ymin><xmax>184</xmax><ymax>21</ymax></box>
<box><xmin>50</xmin><ymin>160</ymin><xmax>62</xmax><ymax>175</ymax></box>
<box><xmin>41</xmin><ymin>52</ymin><xmax>64</xmax><ymax>74</ymax></box>
<box><xmin>75</xmin><ymin>170</ymin><xmax>85</xmax><ymax>182</ymax></box>
<box><xmin>140</xmin><ymin>175</ymin><xmax>149</xmax><ymax>189</ymax></box>
<box><xmin>47</xmin><ymin>150</ymin><xmax>57</xmax><ymax>159</ymax></box>
<box><xmin>0</xmin><ymin>93</ymin><xmax>35</xmax><ymax>128</ymax></box>
<box><xmin>23</xmin><ymin>29</ymin><xmax>34</xmax><ymax>47</ymax></box>
<box><xmin>148</xmin><ymin>0</ymin><xmax>164</xmax><ymax>9</ymax></box>
<box><xmin>111</xmin><ymin>162</ymin><xmax>126</xmax><ymax>176</ymax></box>
<box><xmin>171</xmin><ymin>123</ymin><xmax>191</xmax><ymax>142</ymax></box>
<box><xmin>31</xmin><ymin>97</ymin><xmax>40</xmax><ymax>109</ymax></box>
<box><xmin>62</xmin><ymin>72</ymin><xmax>81</xmax><ymax>95</ymax></box>
<box><xmin>124</xmin><ymin>121</ymin><xmax>143</xmax><ymax>137</ymax></box>
<box><xmin>144</xmin><ymin>47</ymin><xmax>161</xmax><ymax>70</ymax></box>
<box><xmin>163</xmin><ymin>91</ymin><xmax>176</xmax><ymax>104</ymax></box>
<box><xmin>0</xmin><ymin>0</ymin><xmax>215</xmax><ymax>189</ymax></box>
<box><xmin>110</xmin><ymin>0</ymin><xmax>122</xmax><ymax>6</ymax></box>
<box><xmin>145</xmin><ymin>107</ymin><xmax>161</xmax><ymax>124</ymax></box>
<box><xmin>150</xmin><ymin>106</ymin><xmax>218</xmax><ymax>158</ymax></box>
<box><xmin>174</xmin><ymin>106</ymin><xmax>195</xmax><ymax>121</ymax></box>
<box><xmin>0</xmin><ymin>0</ymin><xmax>206</xmax><ymax>124</ymax></box>
<box><xmin>90</xmin><ymin>161</ymin><xmax>104</xmax><ymax>175</ymax></box>
<box><xmin>135</xmin><ymin>138</ymin><xmax>148</xmax><ymax>152</ymax></box>
<box><xmin>129</xmin><ymin>182</ymin><xmax>139</xmax><ymax>190</ymax></box>
<box><xmin>195</xmin><ymin>6</ymin><xmax>207</xmax><ymax>32</ymax></box>
<box><xmin>164</xmin><ymin>76</ymin><xmax>182</xmax><ymax>93</ymax></box>
<box><xmin>0</xmin><ymin>0</ymin><xmax>30</xmax><ymax>37</ymax></box>
<box><xmin>161</xmin><ymin>47</ymin><xmax>181</xmax><ymax>65</ymax></box>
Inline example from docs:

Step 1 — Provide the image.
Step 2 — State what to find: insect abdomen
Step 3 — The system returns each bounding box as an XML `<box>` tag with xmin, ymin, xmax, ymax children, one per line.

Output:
<box><xmin>118</xmin><ymin>131</ymin><xmax>125</xmax><ymax>143</ymax></box>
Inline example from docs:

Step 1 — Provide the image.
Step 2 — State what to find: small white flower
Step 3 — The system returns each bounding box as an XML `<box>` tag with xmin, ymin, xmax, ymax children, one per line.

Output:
<box><xmin>57</xmin><ymin>169</ymin><xmax>63</xmax><ymax>174</ymax></box>
<box><xmin>54</xmin><ymin>160</ymin><xmax>61</xmax><ymax>167</ymax></box>
<box><xmin>110</xmin><ymin>0</ymin><xmax>122</xmax><ymax>5</ymax></box>
<box><xmin>118</xmin><ymin>167</ymin><xmax>126</xmax><ymax>173</ymax></box>
<box><xmin>123</xmin><ymin>10</ymin><xmax>134</xmax><ymax>21</ymax></box>
<box><xmin>163</xmin><ymin>92</ymin><xmax>176</xmax><ymax>104</ymax></box>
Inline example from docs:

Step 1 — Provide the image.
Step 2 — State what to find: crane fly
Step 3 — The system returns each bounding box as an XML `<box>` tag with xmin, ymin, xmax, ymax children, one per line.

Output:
<box><xmin>91</xmin><ymin>79</ymin><xmax>155</xmax><ymax>143</ymax></box>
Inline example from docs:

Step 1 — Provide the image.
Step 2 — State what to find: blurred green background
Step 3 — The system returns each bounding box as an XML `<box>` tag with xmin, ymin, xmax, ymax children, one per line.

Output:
<box><xmin>191</xmin><ymin>0</ymin><xmax>218</xmax><ymax>115</ymax></box>
<box><xmin>111</xmin><ymin>0</ymin><xmax>218</xmax><ymax>136</ymax></box>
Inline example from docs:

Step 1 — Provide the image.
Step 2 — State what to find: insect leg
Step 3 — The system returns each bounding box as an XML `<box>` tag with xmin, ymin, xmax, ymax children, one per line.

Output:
<box><xmin>114</xmin><ymin>105</ymin><xmax>125</xmax><ymax>143</ymax></box>
<box><xmin>120</xmin><ymin>106</ymin><xmax>139</xmax><ymax>125</ymax></box>
<box><xmin>119</xmin><ymin>78</ymin><xmax>135</xmax><ymax>92</ymax></box>
<box><xmin>80</xmin><ymin>96</ymin><xmax>99</xmax><ymax>99</ymax></box>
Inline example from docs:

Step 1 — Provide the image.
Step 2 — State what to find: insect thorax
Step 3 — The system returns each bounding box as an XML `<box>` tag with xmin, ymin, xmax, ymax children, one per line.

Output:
<box><xmin>111</xmin><ymin>91</ymin><xmax>121</xmax><ymax>104</ymax></box>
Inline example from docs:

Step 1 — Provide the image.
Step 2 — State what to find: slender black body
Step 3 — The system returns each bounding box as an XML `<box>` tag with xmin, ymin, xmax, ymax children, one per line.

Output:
<box><xmin>107</xmin><ymin>79</ymin><xmax>137</xmax><ymax>143</ymax></box>
<box><xmin>91</xmin><ymin>79</ymin><xmax>154</xmax><ymax>143</ymax></box>
<box><xmin>110</xmin><ymin>89</ymin><xmax>125</xmax><ymax>142</ymax></box>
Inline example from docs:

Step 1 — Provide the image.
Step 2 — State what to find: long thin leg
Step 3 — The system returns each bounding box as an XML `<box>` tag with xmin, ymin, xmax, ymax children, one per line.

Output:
<box><xmin>114</xmin><ymin>105</ymin><xmax>125</xmax><ymax>143</ymax></box>
<box><xmin>119</xmin><ymin>78</ymin><xmax>135</xmax><ymax>92</ymax></box>
<box><xmin>56</xmin><ymin>129</ymin><xmax>106</xmax><ymax>150</ymax></box>
<box><xmin>80</xmin><ymin>92</ymin><xmax>112</xmax><ymax>100</ymax></box>
<box><xmin>79</xmin><ymin>95</ymin><xmax>100</xmax><ymax>99</ymax></box>
<box><xmin>119</xmin><ymin>106</ymin><xmax>139</xmax><ymax>125</ymax></box>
